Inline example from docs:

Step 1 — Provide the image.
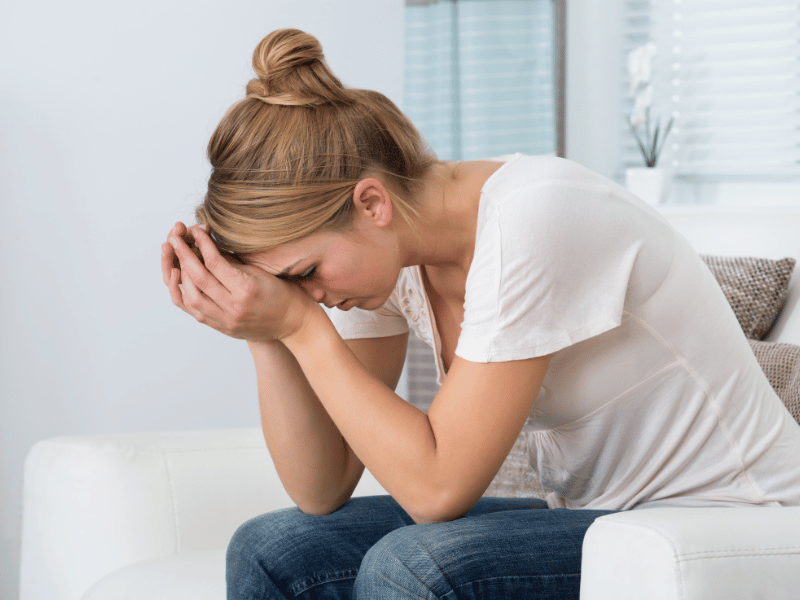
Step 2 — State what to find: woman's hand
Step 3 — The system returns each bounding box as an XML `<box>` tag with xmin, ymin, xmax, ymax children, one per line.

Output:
<box><xmin>160</xmin><ymin>222</ymin><xmax>320</xmax><ymax>342</ymax></box>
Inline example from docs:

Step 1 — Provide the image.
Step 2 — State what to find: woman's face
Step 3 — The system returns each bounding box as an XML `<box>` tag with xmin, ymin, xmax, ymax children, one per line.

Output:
<box><xmin>242</xmin><ymin>223</ymin><xmax>401</xmax><ymax>312</ymax></box>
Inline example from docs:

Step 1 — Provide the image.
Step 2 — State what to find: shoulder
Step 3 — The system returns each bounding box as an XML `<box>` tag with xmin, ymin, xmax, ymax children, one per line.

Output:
<box><xmin>478</xmin><ymin>154</ymin><xmax>673</xmax><ymax>249</ymax></box>
<box><xmin>458</xmin><ymin>155</ymin><xmax>677</xmax><ymax>361</ymax></box>
<box><xmin>480</xmin><ymin>154</ymin><xmax>612</xmax><ymax>203</ymax></box>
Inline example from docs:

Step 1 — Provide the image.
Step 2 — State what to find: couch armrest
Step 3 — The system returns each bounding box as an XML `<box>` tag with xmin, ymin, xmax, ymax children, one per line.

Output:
<box><xmin>580</xmin><ymin>507</ymin><xmax>800</xmax><ymax>600</ymax></box>
<box><xmin>20</xmin><ymin>428</ymin><xmax>278</xmax><ymax>600</ymax></box>
<box><xmin>20</xmin><ymin>428</ymin><xmax>387</xmax><ymax>600</ymax></box>
<box><xmin>79</xmin><ymin>550</ymin><xmax>226</xmax><ymax>600</ymax></box>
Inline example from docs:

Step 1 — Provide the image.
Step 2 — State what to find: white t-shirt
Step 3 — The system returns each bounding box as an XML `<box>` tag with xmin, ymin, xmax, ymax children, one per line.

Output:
<box><xmin>331</xmin><ymin>153</ymin><xmax>800</xmax><ymax>510</ymax></box>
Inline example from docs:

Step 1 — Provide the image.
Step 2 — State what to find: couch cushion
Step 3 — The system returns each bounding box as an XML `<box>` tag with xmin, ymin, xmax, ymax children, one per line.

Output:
<box><xmin>701</xmin><ymin>255</ymin><xmax>795</xmax><ymax>340</ymax></box>
<box><xmin>79</xmin><ymin>549</ymin><xmax>225</xmax><ymax>600</ymax></box>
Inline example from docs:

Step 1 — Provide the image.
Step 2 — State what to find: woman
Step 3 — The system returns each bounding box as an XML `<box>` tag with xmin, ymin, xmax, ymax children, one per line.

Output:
<box><xmin>161</xmin><ymin>29</ymin><xmax>800</xmax><ymax>599</ymax></box>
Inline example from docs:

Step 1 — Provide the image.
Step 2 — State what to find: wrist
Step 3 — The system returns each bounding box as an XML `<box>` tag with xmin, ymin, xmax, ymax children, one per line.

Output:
<box><xmin>247</xmin><ymin>338</ymin><xmax>286</xmax><ymax>357</ymax></box>
<box><xmin>282</xmin><ymin>304</ymin><xmax>335</xmax><ymax>352</ymax></box>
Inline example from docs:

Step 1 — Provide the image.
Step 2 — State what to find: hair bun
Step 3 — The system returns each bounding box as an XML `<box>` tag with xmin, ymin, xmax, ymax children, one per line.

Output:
<box><xmin>246</xmin><ymin>29</ymin><xmax>351</xmax><ymax>107</ymax></box>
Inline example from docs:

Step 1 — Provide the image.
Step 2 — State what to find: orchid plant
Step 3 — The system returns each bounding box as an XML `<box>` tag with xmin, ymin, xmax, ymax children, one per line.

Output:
<box><xmin>628</xmin><ymin>42</ymin><xmax>674</xmax><ymax>168</ymax></box>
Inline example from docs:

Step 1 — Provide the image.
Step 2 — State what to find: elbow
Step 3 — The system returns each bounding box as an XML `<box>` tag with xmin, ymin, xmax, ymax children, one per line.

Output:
<box><xmin>405</xmin><ymin>487</ymin><xmax>477</xmax><ymax>524</ymax></box>
<box><xmin>286</xmin><ymin>463</ymin><xmax>362</xmax><ymax>516</ymax></box>
<box><xmin>295</xmin><ymin>496</ymin><xmax>349</xmax><ymax>516</ymax></box>
<box><xmin>292</xmin><ymin>487</ymin><xmax>354</xmax><ymax>517</ymax></box>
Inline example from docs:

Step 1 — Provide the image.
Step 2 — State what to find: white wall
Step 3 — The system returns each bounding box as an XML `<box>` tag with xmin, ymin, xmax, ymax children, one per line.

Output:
<box><xmin>0</xmin><ymin>1</ymin><xmax>404</xmax><ymax>598</ymax></box>
<box><xmin>565</xmin><ymin>0</ymin><xmax>624</xmax><ymax>179</ymax></box>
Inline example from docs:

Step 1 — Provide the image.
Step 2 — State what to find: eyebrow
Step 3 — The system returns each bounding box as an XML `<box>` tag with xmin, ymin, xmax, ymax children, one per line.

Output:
<box><xmin>277</xmin><ymin>258</ymin><xmax>304</xmax><ymax>279</ymax></box>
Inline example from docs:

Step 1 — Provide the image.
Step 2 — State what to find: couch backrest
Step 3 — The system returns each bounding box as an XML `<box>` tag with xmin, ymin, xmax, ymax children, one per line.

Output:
<box><xmin>660</xmin><ymin>207</ymin><xmax>800</xmax><ymax>345</ymax></box>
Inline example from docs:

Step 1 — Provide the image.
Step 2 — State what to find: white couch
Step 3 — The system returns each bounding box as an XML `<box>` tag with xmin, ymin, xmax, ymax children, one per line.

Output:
<box><xmin>19</xmin><ymin>207</ymin><xmax>800</xmax><ymax>600</ymax></box>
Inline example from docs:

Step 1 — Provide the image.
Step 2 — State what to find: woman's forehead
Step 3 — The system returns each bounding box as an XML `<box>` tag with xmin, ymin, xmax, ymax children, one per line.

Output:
<box><xmin>244</xmin><ymin>230</ymin><xmax>336</xmax><ymax>273</ymax></box>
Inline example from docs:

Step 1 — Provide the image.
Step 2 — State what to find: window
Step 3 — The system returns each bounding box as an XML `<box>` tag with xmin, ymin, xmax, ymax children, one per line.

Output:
<box><xmin>405</xmin><ymin>0</ymin><xmax>559</xmax><ymax>160</ymax></box>
<box><xmin>621</xmin><ymin>0</ymin><xmax>800</xmax><ymax>203</ymax></box>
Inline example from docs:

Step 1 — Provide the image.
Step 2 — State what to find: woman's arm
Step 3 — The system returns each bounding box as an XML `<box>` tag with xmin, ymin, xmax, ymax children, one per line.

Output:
<box><xmin>167</xmin><ymin>224</ymin><xmax>549</xmax><ymax>523</ymax></box>
<box><xmin>248</xmin><ymin>340</ymin><xmax>362</xmax><ymax>514</ymax></box>
<box><xmin>248</xmin><ymin>333</ymin><xmax>407</xmax><ymax>515</ymax></box>
<box><xmin>162</xmin><ymin>223</ymin><xmax>409</xmax><ymax>514</ymax></box>
<box><xmin>283</xmin><ymin>310</ymin><xmax>550</xmax><ymax>523</ymax></box>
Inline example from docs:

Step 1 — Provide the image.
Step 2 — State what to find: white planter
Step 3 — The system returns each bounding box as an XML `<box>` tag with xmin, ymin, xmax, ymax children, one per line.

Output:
<box><xmin>625</xmin><ymin>167</ymin><xmax>672</xmax><ymax>206</ymax></box>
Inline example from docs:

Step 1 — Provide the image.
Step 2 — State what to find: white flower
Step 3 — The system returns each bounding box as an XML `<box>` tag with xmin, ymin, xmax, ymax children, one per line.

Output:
<box><xmin>628</xmin><ymin>42</ymin><xmax>657</xmax><ymax>95</ymax></box>
<box><xmin>626</xmin><ymin>42</ymin><xmax>673</xmax><ymax>166</ymax></box>
<box><xmin>630</xmin><ymin>84</ymin><xmax>653</xmax><ymax>128</ymax></box>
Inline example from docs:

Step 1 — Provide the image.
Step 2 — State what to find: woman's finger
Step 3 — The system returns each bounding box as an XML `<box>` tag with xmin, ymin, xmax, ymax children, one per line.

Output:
<box><xmin>180</xmin><ymin>271</ymin><xmax>231</xmax><ymax>332</ymax></box>
<box><xmin>169</xmin><ymin>231</ymin><xmax>231</xmax><ymax>301</ymax></box>
<box><xmin>161</xmin><ymin>242</ymin><xmax>174</xmax><ymax>286</ymax></box>
<box><xmin>171</xmin><ymin>222</ymin><xmax>200</xmax><ymax>263</ymax></box>
<box><xmin>168</xmin><ymin>266</ymin><xmax>186</xmax><ymax>309</ymax></box>
<box><xmin>172</xmin><ymin>221</ymin><xmax>196</xmax><ymax>246</ymax></box>
<box><xmin>188</xmin><ymin>226</ymin><xmax>249</xmax><ymax>291</ymax></box>
<box><xmin>162</xmin><ymin>221</ymin><xmax>198</xmax><ymax>285</ymax></box>
<box><xmin>170</xmin><ymin>267</ymin><xmax>231</xmax><ymax>334</ymax></box>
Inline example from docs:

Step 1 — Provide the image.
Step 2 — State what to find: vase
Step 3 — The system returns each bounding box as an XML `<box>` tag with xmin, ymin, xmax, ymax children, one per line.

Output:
<box><xmin>625</xmin><ymin>167</ymin><xmax>672</xmax><ymax>206</ymax></box>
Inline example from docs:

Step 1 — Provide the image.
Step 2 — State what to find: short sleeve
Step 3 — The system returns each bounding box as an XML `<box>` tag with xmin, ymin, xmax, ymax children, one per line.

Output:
<box><xmin>329</xmin><ymin>291</ymin><xmax>409</xmax><ymax>340</ymax></box>
<box><xmin>455</xmin><ymin>174</ymin><xmax>656</xmax><ymax>363</ymax></box>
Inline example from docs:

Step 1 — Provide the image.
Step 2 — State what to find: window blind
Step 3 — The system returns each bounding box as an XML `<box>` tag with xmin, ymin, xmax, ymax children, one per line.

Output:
<box><xmin>405</xmin><ymin>0</ymin><xmax>556</xmax><ymax>160</ymax></box>
<box><xmin>621</xmin><ymin>0</ymin><xmax>800</xmax><ymax>179</ymax></box>
<box><xmin>403</xmin><ymin>0</ymin><xmax>558</xmax><ymax>410</ymax></box>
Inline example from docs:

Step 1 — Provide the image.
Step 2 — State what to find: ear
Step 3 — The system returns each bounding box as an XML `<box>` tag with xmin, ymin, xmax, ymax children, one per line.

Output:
<box><xmin>352</xmin><ymin>178</ymin><xmax>394</xmax><ymax>228</ymax></box>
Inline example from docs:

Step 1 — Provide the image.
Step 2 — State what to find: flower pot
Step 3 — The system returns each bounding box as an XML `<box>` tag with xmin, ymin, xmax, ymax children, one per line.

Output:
<box><xmin>625</xmin><ymin>167</ymin><xmax>672</xmax><ymax>206</ymax></box>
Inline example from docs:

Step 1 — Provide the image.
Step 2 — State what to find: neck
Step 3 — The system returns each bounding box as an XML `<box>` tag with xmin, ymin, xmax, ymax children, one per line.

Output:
<box><xmin>396</xmin><ymin>160</ymin><xmax>498</xmax><ymax>274</ymax></box>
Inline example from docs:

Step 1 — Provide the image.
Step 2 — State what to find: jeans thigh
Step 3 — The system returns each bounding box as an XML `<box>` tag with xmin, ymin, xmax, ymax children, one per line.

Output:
<box><xmin>227</xmin><ymin>495</ymin><xmax>415</xmax><ymax>600</ymax></box>
<box><xmin>355</xmin><ymin>498</ymin><xmax>615</xmax><ymax>600</ymax></box>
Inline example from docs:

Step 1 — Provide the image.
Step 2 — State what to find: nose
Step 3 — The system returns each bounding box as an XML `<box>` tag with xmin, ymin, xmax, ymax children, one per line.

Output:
<box><xmin>301</xmin><ymin>281</ymin><xmax>326</xmax><ymax>304</ymax></box>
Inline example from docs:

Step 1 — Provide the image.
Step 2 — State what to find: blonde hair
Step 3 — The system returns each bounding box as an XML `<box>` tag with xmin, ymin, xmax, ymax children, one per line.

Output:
<box><xmin>196</xmin><ymin>28</ymin><xmax>437</xmax><ymax>255</ymax></box>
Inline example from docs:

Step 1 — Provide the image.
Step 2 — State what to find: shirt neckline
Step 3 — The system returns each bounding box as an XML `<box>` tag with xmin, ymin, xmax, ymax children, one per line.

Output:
<box><xmin>414</xmin><ymin>152</ymin><xmax>524</xmax><ymax>384</ymax></box>
<box><xmin>414</xmin><ymin>264</ymin><xmax>448</xmax><ymax>384</ymax></box>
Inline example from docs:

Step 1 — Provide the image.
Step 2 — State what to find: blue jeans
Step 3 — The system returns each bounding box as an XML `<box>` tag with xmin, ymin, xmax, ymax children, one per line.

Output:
<box><xmin>227</xmin><ymin>495</ymin><xmax>615</xmax><ymax>599</ymax></box>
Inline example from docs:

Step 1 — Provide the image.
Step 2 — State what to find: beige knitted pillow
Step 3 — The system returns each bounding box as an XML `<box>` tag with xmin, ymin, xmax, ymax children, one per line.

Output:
<box><xmin>749</xmin><ymin>339</ymin><xmax>800</xmax><ymax>426</ymax></box>
<box><xmin>701</xmin><ymin>255</ymin><xmax>795</xmax><ymax>340</ymax></box>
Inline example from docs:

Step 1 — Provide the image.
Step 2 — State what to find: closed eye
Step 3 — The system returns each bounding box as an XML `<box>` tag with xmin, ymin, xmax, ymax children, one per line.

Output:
<box><xmin>297</xmin><ymin>266</ymin><xmax>317</xmax><ymax>282</ymax></box>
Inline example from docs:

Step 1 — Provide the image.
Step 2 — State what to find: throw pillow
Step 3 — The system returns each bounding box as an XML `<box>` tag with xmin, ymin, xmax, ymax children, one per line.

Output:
<box><xmin>749</xmin><ymin>339</ymin><xmax>800</xmax><ymax>426</ymax></box>
<box><xmin>701</xmin><ymin>255</ymin><xmax>795</xmax><ymax>340</ymax></box>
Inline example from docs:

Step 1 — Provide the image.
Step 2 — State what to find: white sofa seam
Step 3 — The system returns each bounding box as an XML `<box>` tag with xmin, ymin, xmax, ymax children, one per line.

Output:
<box><xmin>43</xmin><ymin>439</ymin><xmax>267</xmax><ymax>454</ymax></box>
<box><xmin>678</xmin><ymin>547</ymin><xmax>800</xmax><ymax>561</ymax></box>
<box><xmin>161</xmin><ymin>453</ymin><xmax>181</xmax><ymax>554</ymax></box>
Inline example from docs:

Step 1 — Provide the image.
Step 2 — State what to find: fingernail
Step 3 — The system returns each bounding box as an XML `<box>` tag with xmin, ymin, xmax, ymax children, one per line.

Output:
<box><xmin>169</xmin><ymin>237</ymin><xmax>177</xmax><ymax>249</ymax></box>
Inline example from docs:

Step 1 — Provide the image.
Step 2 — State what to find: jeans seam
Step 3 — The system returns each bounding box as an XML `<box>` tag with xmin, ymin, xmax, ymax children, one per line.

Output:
<box><xmin>461</xmin><ymin>573</ymin><xmax>582</xmax><ymax>582</ymax></box>
<box><xmin>416</xmin><ymin>525</ymin><xmax>458</xmax><ymax>598</ymax></box>
<box><xmin>451</xmin><ymin>572</ymin><xmax>581</xmax><ymax>596</ymax></box>
<box><xmin>289</xmin><ymin>566</ymin><xmax>360</xmax><ymax>597</ymax></box>
<box><xmin>376</xmin><ymin>564</ymin><xmax>438</xmax><ymax>600</ymax></box>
